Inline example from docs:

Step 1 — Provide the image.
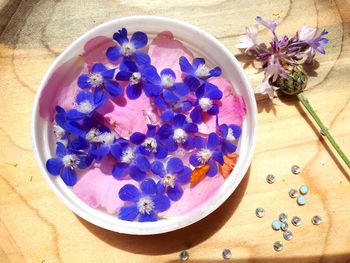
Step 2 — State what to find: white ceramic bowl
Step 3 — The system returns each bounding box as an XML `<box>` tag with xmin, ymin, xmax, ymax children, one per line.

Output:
<box><xmin>32</xmin><ymin>16</ymin><xmax>257</xmax><ymax>235</ymax></box>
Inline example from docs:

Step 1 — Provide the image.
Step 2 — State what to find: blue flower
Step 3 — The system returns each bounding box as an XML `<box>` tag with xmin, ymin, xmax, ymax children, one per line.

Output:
<box><xmin>88</xmin><ymin>129</ymin><xmax>117</xmax><ymax>161</ymax></box>
<box><xmin>151</xmin><ymin>157</ymin><xmax>191</xmax><ymax>201</ymax></box>
<box><xmin>129</xmin><ymin>124</ymin><xmax>168</xmax><ymax>159</ymax></box>
<box><xmin>110</xmin><ymin>140</ymin><xmax>151</xmax><ymax>182</ymax></box>
<box><xmin>116</xmin><ymin>60</ymin><xmax>162</xmax><ymax>100</ymax></box>
<box><xmin>159</xmin><ymin>114</ymin><xmax>198</xmax><ymax>151</ymax></box>
<box><xmin>106</xmin><ymin>28</ymin><xmax>150</xmax><ymax>65</ymax></box>
<box><xmin>179</xmin><ymin>56</ymin><xmax>222</xmax><ymax>90</ymax></box>
<box><xmin>189</xmin><ymin>133</ymin><xmax>224</xmax><ymax>177</ymax></box>
<box><xmin>118</xmin><ymin>179</ymin><xmax>171</xmax><ymax>222</ymax></box>
<box><xmin>46</xmin><ymin>142</ymin><xmax>93</xmax><ymax>186</ymax></box>
<box><xmin>53</xmin><ymin>106</ymin><xmax>85</xmax><ymax>139</ymax></box>
<box><xmin>218</xmin><ymin>124</ymin><xmax>241</xmax><ymax>155</ymax></box>
<box><xmin>155</xmin><ymin>96</ymin><xmax>193</xmax><ymax>121</ymax></box>
<box><xmin>77</xmin><ymin>63</ymin><xmax>122</xmax><ymax>97</ymax></box>
<box><xmin>66</xmin><ymin>89</ymin><xmax>108</xmax><ymax>120</ymax></box>
<box><xmin>189</xmin><ymin>82</ymin><xmax>223</xmax><ymax>124</ymax></box>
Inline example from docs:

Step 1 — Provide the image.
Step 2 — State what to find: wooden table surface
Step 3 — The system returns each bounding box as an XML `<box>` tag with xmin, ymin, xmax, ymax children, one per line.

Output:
<box><xmin>0</xmin><ymin>0</ymin><xmax>349</xmax><ymax>262</ymax></box>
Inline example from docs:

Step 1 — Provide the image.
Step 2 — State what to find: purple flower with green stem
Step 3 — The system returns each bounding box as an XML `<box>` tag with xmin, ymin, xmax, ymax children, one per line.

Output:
<box><xmin>179</xmin><ymin>56</ymin><xmax>222</xmax><ymax>91</ymax></box>
<box><xmin>151</xmin><ymin>157</ymin><xmax>191</xmax><ymax>201</ymax></box>
<box><xmin>118</xmin><ymin>178</ymin><xmax>171</xmax><ymax>222</ymax></box>
<box><xmin>129</xmin><ymin>124</ymin><xmax>168</xmax><ymax>159</ymax></box>
<box><xmin>77</xmin><ymin>63</ymin><xmax>122</xmax><ymax>97</ymax></box>
<box><xmin>46</xmin><ymin>142</ymin><xmax>93</xmax><ymax>186</ymax></box>
<box><xmin>110</xmin><ymin>139</ymin><xmax>151</xmax><ymax>181</ymax></box>
<box><xmin>218</xmin><ymin>124</ymin><xmax>241</xmax><ymax>155</ymax></box>
<box><xmin>189</xmin><ymin>133</ymin><xmax>224</xmax><ymax>177</ymax></box>
<box><xmin>106</xmin><ymin>28</ymin><xmax>150</xmax><ymax>65</ymax></box>
<box><xmin>189</xmin><ymin>82</ymin><xmax>223</xmax><ymax>124</ymax></box>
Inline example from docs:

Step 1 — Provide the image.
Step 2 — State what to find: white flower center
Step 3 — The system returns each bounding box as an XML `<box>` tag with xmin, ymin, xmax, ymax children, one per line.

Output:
<box><xmin>121</xmin><ymin>42</ymin><xmax>136</xmax><ymax>56</ymax></box>
<box><xmin>195</xmin><ymin>64</ymin><xmax>210</xmax><ymax>78</ymax></box>
<box><xmin>197</xmin><ymin>149</ymin><xmax>212</xmax><ymax>164</ymax></box>
<box><xmin>86</xmin><ymin>128</ymin><xmax>101</xmax><ymax>142</ymax></box>
<box><xmin>137</xmin><ymin>196</ymin><xmax>154</xmax><ymax>215</ymax></box>
<box><xmin>162</xmin><ymin>174</ymin><xmax>175</xmax><ymax>188</ymax></box>
<box><xmin>62</xmin><ymin>154</ymin><xmax>80</xmax><ymax>168</ymax></box>
<box><xmin>121</xmin><ymin>148</ymin><xmax>134</xmax><ymax>164</ymax></box>
<box><xmin>198</xmin><ymin>97</ymin><xmax>213</xmax><ymax>111</ymax></box>
<box><xmin>173</xmin><ymin>128</ymin><xmax>188</xmax><ymax>144</ymax></box>
<box><xmin>142</xmin><ymin>137</ymin><xmax>158</xmax><ymax>153</ymax></box>
<box><xmin>77</xmin><ymin>100</ymin><xmax>94</xmax><ymax>114</ymax></box>
<box><xmin>226</xmin><ymin>128</ymin><xmax>236</xmax><ymax>143</ymax></box>
<box><xmin>161</xmin><ymin>74</ymin><xmax>175</xmax><ymax>88</ymax></box>
<box><xmin>53</xmin><ymin>124</ymin><xmax>65</xmax><ymax>139</ymax></box>
<box><xmin>129</xmin><ymin>72</ymin><xmax>141</xmax><ymax>85</ymax></box>
<box><xmin>95</xmin><ymin>132</ymin><xmax>115</xmax><ymax>145</ymax></box>
<box><xmin>88</xmin><ymin>73</ymin><xmax>103</xmax><ymax>87</ymax></box>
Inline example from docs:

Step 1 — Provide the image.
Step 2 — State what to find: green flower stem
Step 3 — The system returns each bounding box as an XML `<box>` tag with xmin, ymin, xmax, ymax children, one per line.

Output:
<box><xmin>297</xmin><ymin>92</ymin><xmax>350</xmax><ymax>169</ymax></box>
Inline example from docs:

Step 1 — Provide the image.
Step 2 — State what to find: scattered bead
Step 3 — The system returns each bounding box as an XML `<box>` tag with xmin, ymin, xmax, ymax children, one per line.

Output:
<box><xmin>266</xmin><ymin>174</ymin><xmax>276</xmax><ymax>184</ymax></box>
<box><xmin>291</xmin><ymin>165</ymin><xmax>301</xmax><ymax>174</ymax></box>
<box><xmin>291</xmin><ymin>216</ymin><xmax>301</xmax><ymax>227</ymax></box>
<box><xmin>255</xmin><ymin>207</ymin><xmax>265</xmax><ymax>218</ymax></box>
<box><xmin>283</xmin><ymin>230</ymin><xmax>293</xmax><ymax>241</ymax></box>
<box><xmin>179</xmin><ymin>251</ymin><xmax>189</xmax><ymax>261</ymax></box>
<box><xmin>299</xmin><ymin>185</ymin><xmax>309</xmax><ymax>195</ymax></box>
<box><xmin>272</xmin><ymin>220</ymin><xmax>282</xmax><ymax>231</ymax></box>
<box><xmin>312</xmin><ymin>215</ymin><xmax>322</xmax><ymax>225</ymax></box>
<box><xmin>273</xmin><ymin>241</ymin><xmax>284</xmax><ymax>252</ymax></box>
<box><xmin>289</xmin><ymin>188</ymin><xmax>298</xmax><ymax>198</ymax></box>
<box><xmin>279</xmin><ymin>213</ymin><xmax>288</xmax><ymax>223</ymax></box>
<box><xmin>222</xmin><ymin>249</ymin><xmax>232</xmax><ymax>260</ymax></box>
<box><xmin>281</xmin><ymin>222</ymin><xmax>289</xmax><ymax>231</ymax></box>
<box><xmin>297</xmin><ymin>195</ymin><xmax>307</xmax><ymax>206</ymax></box>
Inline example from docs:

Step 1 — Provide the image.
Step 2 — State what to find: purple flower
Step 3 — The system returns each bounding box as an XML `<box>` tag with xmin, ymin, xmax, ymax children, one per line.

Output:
<box><xmin>189</xmin><ymin>82</ymin><xmax>223</xmax><ymax>124</ymax></box>
<box><xmin>255</xmin><ymin>77</ymin><xmax>278</xmax><ymax>99</ymax></box>
<box><xmin>189</xmin><ymin>133</ymin><xmax>224</xmax><ymax>177</ymax></box>
<box><xmin>129</xmin><ymin>124</ymin><xmax>168</xmax><ymax>159</ymax></box>
<box><xmin>66</xmin><ymin>89</ymin><xmax>108</xmax><ymax>120</ymax></box>
<box><xmin>151</xmin><ymin>157</ymin><xmax>191</xmax><ymax>201</ymax></box>
<box><xmin>297</xmin><ymin>25</ymin><xmax>316</xmax><ymax>41</ymax></box>
<box><xmin>110</xmin><ymin>140</ymin><xmax>151</xmax><ymax>181</ymax></box>
<box><xmin>77</xmin><ymin>63</ymin><xmax>122</xmax><ymax>97</ymax></box>
<box><xmin>218</xmin><ymin>124</ymin><xmax>241</xmax><ymax>155</ymax></box>
<box><xmin>116</xmin><ymin>60</ymin><xmax>162</xmax><ymax>100</ymax></box>
<box><xmin>46</xmin><ymin>142</ymin><xmax>93</xmax><ymax>186</ymax></box>
<box><xmin>236</xmin><ymin>26</ymin><xmax>259</xmax><ymax>52</ymax></box>
<box><xmin>305</xmin><ymin>30</ymin><xmax>329</xmax><ymax>63</ymax></box>
<box><xmin>256</xmin><ymin>16</ymin><xmax>278</xmax><ymax>37</ymax></box>
<box><xmin>179</xmin><ymin>56</ymin><xmax>222</xmax><ymax>90</ymax></box>
<box><xmin>106</xmin><ymin>28</ymin><xmax>150</xmax><ymax>65</ymax></box>
<box><xmin>118</xmin><ymin>179</ymin><xmax>171</xmax><ymax>222</ymax></box>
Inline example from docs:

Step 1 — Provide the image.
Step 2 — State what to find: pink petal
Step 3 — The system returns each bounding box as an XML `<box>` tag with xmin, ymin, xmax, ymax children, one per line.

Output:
<box><xmin>159</xmin><ymin>175</ymin><xmax>225</xmax><ymax>217</ymax></box>
<box><xmin>198</xmin><ymin>77</ymin><xmax>246</xmax><ymax>134</ymax></box>
<box><xmin>148</xmin><ymin>31</ymin><xmax>193</xmax><ymax>80</ymax></box>
<box><xmin>73</xmin><ymin>155</ymin><xmax>137</xmax><ymax>214</ymax></box>
<box><xmin>82</xmin><ymin>36</ymin><xmax>116</xmax><ymax>69</ymax></box>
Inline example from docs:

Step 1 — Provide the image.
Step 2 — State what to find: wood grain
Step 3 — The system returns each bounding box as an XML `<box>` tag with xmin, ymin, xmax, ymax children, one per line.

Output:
<box><xmin>0</xmin><ymin>0</ymin><xmax>349</xmax><ymax>262</ymax></box>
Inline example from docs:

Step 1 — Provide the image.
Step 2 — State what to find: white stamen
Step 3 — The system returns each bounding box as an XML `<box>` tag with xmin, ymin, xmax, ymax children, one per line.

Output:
<box><xmin>161</xmin><ymin>74</ymin><xmax>175</xmax><ymax>88</ymax></box>
<box><xmin>195</xmin><ymin>64</ymin><xmax>210</xmax><ymax>78</ymax></box>
<box><xmin>162</xmin><ymin>174</ymin><xmax>175</xmax><ymax>188</ymax></box>
<box><xmin>53</xmin><ymin>124</ymin><xmax>65</xmax><ymax>139</ymax></box>
<box><xmin>129</xmin><ymin>72</ymin><xmax>142</xmax><ymax>85</ymax></box>
<box><xmin>197</xmin><ymin>149</ymin><xmax>212</xmax><ymax>164</ymax></box>
<box><xmin>62</xmin><ymin>154</ymin><xmax>80</xmax><ymax>168</ymax></box>
<box><xmin>121</xmin><ymin>148</ymin><xmax>135</xmax><ymax>164</ymax></box>
<box><xmin>173</xmin><ymin>128</ymin><xmax>188</xmax><ymax>144</ymax></box>
<box><xmin>95</xmin><ymin>132</ymin><xmax>115</xmax><ymax>145</ymax></box>
<box><xmin>121</xmin><ymin>42</ymin><xmax>136</xmax><ymax>56</ymax></box>
<box><xmin>199</xmin><ymin>97</ymin><xmax>213</xmax><ymax>111</ymax></box>
<box><xmin>226</xmin><ymin>128</ymin><xmax>236</xmax><ymax>143</ymax></box>
<box><xmin>77</xmin><ymin>100</ymin><xmax>94</xmax><ymax>114</ymax></box>
<box><xmin>86</xmin><ymin>128</ymin><xmax>101</xmax><ymax>142</ymax></box>
<box><xmin>142</xmin><ymin>137</ymin><xmax>158</xmax><ymax>153</ymax></box>
<box><xmin>137</xmin><ymin>196</ymin><xmax>154</xmax><ymax>214</ymax></box>
<box><xmin>88</xmin><ymin>73</ymin><xmax>103</xmax><ymax>87</ymax></box>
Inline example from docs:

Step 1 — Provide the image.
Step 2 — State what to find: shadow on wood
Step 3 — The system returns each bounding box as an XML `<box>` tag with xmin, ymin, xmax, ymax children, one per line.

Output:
<box><xmin>77</xmin><ymin>168</ymin><xmax>251</xmax><ymax>255</ymax></box>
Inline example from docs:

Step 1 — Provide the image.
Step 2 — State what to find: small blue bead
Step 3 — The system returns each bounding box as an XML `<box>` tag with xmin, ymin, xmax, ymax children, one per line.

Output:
<box><xmin>297</xmin><ymin>195</ymin><xmax>307</xmax><ymax>206</ymax></box>
<box><xmin>299</xmin><ymin>185</ymin><xmax>309</xmax><ymax>195</ymax></box>
<box><xmin>272</xmin><ymin>220</ymin><xmax>282</xmax><ymax>230</ymax></box>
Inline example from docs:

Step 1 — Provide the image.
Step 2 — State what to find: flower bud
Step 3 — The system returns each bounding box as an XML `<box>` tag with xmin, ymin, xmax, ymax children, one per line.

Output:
<box><xmin>271</xmin><ymin>66</ymin><xmax>308</xmax><ymax>95</ymax></box>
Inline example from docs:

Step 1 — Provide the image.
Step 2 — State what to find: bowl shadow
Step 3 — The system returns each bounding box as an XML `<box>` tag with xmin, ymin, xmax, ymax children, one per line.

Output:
<box><xmin>77</xmin><ymin>167</ymin><xmax>251</xmax><ymax>255</ymax></box>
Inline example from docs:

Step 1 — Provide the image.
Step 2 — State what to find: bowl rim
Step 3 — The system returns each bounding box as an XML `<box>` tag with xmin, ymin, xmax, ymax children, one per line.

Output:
<box><xmin>32</xmin><ymin>15</ymin><xmax>257</xmax><ymax>235</ymax></box>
